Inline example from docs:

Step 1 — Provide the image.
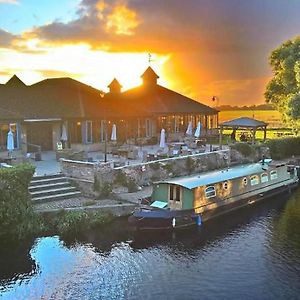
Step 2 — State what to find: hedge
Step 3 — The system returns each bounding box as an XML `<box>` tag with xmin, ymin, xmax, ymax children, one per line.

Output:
<box><xmin>266</xmin><ymin>137</ymin><xmax>300</xmax><ymax>160</ymax></box>
<box><xmin>0</xmin><ymin>164</ymin><xmax>43</xmax><ymax>241</ymax></box>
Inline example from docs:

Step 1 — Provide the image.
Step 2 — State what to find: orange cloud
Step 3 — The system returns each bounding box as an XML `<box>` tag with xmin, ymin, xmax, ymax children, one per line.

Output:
<box><xmin>106</xmin><ymin>4</ymin><xmax>140</xmax><ymax>35</ymax></box>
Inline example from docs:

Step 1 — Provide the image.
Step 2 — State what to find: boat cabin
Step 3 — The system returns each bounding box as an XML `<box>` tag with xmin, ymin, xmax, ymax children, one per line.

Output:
<box><xmin>152</xmin><ymin>159</ymin><xmax>298</xmax><ymax>214</ymax></box>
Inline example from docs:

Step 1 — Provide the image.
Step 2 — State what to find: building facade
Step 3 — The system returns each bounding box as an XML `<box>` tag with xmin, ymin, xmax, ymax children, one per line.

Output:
<box><xmin>0</xmin><ymin>67</ymin><xmax>218</xmax><ymax>156</ymax></box>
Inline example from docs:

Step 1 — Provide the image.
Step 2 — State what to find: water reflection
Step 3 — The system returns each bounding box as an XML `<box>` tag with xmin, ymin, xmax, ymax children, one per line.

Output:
<box><xmin>0</xmin><ymin>192</ymin><xmax>300</xmax><ymax>299</ymax></box>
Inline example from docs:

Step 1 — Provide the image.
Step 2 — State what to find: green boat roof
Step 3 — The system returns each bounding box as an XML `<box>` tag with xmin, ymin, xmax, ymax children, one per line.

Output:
<box><xmin>156</xmin><ymin>159</ymin><xmax>275</xmax><ymax>190</ymax></box>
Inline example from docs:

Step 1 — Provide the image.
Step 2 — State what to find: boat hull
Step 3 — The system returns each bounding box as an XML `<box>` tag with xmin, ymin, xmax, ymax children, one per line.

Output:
<box><xmin>129</xmin><ymin>182</ymin><xmax>298</xmax><ymax>231</ymax></box>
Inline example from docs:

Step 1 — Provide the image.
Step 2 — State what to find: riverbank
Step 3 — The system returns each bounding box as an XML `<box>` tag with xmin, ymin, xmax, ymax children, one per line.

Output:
<box><xmin>33</xmin><ymin>186</ymin><xmax>153</xmax><ymax>215</ymax></box>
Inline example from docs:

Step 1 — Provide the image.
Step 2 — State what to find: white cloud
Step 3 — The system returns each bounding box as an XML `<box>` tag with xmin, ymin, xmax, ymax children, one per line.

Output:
<box><xmin>0</xmin><ymin>0</ymin><xmax>19</xmax><ymax>4</ymax></box>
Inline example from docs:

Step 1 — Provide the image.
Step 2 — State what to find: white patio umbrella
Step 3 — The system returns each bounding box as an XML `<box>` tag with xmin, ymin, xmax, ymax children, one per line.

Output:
<box><xmin>185</xmin><ymin>121</ymin><xmax>193</xmax><ymax>135</ymax></box>
<box><xmin>159</xmin><ymin>128</ymin><xmax>166</xmax><ymax>148</ymax></box>
<box><xmin>194</xmin><ymin>122</ymin><xmax>201</xmax><ymax>138</ymax></box>
<box><xmin>61</xmin><ymin>124</ymin><xmax>68</xmax><ymax>141</ymax></box>
<box><xmin>7</xmin><ymin>130</ymin><xmax>14</xmax><ymax>156</ymax></box>
<box><xmin>111</xmin><ymin>124</ymin><xmax>117</xmax><ymax>141</ymax></box>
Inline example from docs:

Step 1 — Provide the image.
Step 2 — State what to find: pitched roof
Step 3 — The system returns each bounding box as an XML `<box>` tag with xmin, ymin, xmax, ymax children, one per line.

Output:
<box><xmin>220</xmin><ymin>117</ymin><xmax>267</xmax><ymax>128</ymax></box>
<box><xmin>0</xmin><ymin>76</ymin><xmax>104</xmax><ymax>120</ymax></box>
<box><xmin>141</xmin><ymin>66</ymin><xmax>159</xmax><ymax>79</ymax></box>
<box><xmin>122</xmin><ymin>84</ymin><xmax>218</xmax><ymax>115</ymax></box>
<box><xmin>5</xmin><ymin>75</ymin><xmax>26</xmax><ymax>87</ymax></box>
<box><xmin>157</xmin><ymin>160</ymin><xmax>273</xmax><ymax>189</ymax></box>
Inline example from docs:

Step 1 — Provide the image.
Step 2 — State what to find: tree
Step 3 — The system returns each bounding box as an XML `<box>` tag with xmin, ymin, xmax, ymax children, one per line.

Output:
<box><xmin>265</xmin><ymin>36</ymin><xmax>300</xmax><ymax>129</ymax></box>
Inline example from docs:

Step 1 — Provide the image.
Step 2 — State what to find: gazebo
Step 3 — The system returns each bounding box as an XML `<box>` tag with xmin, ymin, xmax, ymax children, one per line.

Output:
<box><xmin>219</xmin><ymin>117</ymin><xmax>268</xmax><ymax>148</ymax></box>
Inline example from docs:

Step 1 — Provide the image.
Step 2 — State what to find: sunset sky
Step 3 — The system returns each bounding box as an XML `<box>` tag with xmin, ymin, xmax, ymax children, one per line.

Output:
<box><xmin>1</xmin><ymin>0</ymin><xmax>300</xmax><ymax>105</ymax></box>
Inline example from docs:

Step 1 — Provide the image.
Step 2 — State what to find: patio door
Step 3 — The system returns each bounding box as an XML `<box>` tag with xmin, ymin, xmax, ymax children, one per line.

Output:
<box><xmin>168</xmin><ymin>184</ymin><xmax>182</xmax><ymax>210</ymax></box>
<box><xmin>26</xmin><ymin>122</ymin><xmax>53</xmax><ymax>151</ymax></box>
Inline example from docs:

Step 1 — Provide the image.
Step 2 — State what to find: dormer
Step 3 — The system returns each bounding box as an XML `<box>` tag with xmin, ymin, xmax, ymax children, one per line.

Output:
<box><xmin>141</xmin><ymin>66</ymin><xmax>159</xmax><ymax>86</ymax></box>
<box><xmin>108</xmin><ymin>78</ymin><xmax>122</xmax><ymax>93</ymax></box>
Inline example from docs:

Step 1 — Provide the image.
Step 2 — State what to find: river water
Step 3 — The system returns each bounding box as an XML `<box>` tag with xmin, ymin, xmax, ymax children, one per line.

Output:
<box><xmin>1</xmin><ymin>190</ymin><xmax>300</xmax><ymax>300</ymax></box>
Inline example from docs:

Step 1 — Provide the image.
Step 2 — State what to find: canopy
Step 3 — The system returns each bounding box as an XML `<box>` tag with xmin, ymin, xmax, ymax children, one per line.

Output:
<box><xmin>219</xmin><ymin>117</ymin><xmax>268</xmax><ymax>148</ymax></box>
<box><xmin>220</xmin><ymin>117</ymin><xmax>267</xmax><ymax>129</ymax></box>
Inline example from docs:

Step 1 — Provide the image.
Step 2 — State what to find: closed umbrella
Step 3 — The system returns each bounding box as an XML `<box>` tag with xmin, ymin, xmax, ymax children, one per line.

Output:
<box><xmin>159</xmin><ymin>128</ymin><xmax>166</xmax><ymax>148</ymax></box>
<box><xmin>7</xmin><ymin>130</ymin><xmax>14</xmax><ymax>157</ymax></box>
<box><xmin>194</xmin><ymin>122</ymin><xmax>201</xmax><ymax>138</ymax></box>
<box><xmin>186</xmin><ymin>121</ymin><xmax>193</xmax><ymax>136</ymax></box>
<box><xmin>61</xmin><ymin>124</ymin><xmax>68</xmax><ymax>141</ymax></box>
<box><xmin>111</xmin><ymin>124</ymin><xmax>117</xmax><ymax>141</ymax></box>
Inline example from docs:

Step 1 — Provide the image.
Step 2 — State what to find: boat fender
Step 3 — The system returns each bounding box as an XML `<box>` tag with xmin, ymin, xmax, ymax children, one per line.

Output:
<box><xmin>196</xmin><ymin>215</ymin><xmax>202</xmax><ymax>226</ymax></box>
<box><xmin>172</xmin><ymin>218</ymin><xmax>176</xmax><ymax>228</ymax></box>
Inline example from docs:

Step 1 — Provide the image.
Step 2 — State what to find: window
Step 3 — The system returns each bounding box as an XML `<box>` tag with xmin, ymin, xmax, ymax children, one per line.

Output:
<box><xmin>169</xmin><ymin>185</ymin><xmax>181</xmax><ymax>202</ymax></box>
<box><xmin>69</xmin><ymin>121</ymin><xmax>82</xmax><ymax>143</ymax></box>
<box><xmin>145</xmin><ymin>119</ymin><xmax>151</xmax><ymax>137</ymax></box>
<box><xmin>243</xmin><ymin>177</ymin><xmax>248</xmax><ymax>186</ymax></box>
<box><xmin>261</xmin><ymin>173</ymin><xmax>269</xmax><ymax>183</ymax></box>
<box><xmin>205</xmin><ymin>186</ymin><xmax>216</xmax><ymax>198</ymax></box>
<box><xmin>86</xmin><ymin>121</ymin><xmax>93</xmax><ymax>143</ymax></box>
<box><xmin>270</xmin><ymin>170</ymin><xmax>278</xmax><ymax>180</ymax></box>
<box><xmin>223</xmin><ymin>181</ymin><xmax>228</xmax><ymax>190</ymax></box>
<box><xmin>250</xmin><ymin>175</ymin><xmax>259</xmax><ymax>186</ymax></box>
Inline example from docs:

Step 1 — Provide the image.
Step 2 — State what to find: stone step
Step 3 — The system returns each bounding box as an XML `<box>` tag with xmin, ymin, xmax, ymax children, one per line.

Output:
<box><xmin>31</xmin><ymin>191</ymin><xmax>82</xmax><ymax>204</ymax></box>
<box><xmin>29</xmin><ymin>182</ymin><xmax>70</xmax><ymax>192</ymax></box>
<box><xmin>30</xmin><ymin>186</ymin><xmax>77</xmax><ymax>198</ymax></box>
<box><xmin>30</xmin><ymin>176</ymin><xmax>68</xmax><ymax>186</ymax></box>
<box><xmin>33</xmin><ymin>173</ymin><xmax>64</xmax><ymax>180</ymax></box>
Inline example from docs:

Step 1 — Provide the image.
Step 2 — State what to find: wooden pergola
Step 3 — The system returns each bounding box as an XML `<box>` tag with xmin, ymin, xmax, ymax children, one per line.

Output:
<box><xmin>219</xmin><ymin>117</ymin><xmax>268</xmax><ymax>149</ymax></box>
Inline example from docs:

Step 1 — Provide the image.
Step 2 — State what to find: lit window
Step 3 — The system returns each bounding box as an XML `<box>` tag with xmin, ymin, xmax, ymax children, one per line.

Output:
<box><xmin>261</xmin><ymin>173</ymin><xmax>269</xmax><ymax>183</ymax></box>
<box><xmin>243</xmin><ymin>177</ymin><xmax>248</xmax><ymax>186</ymax></box>
<box><xmin>250</xmin><ymin>175</ymin><xmax>259</xmax><ymax>186</ymax></box>
<box><xmin>270</xmin><ymin>170</ymin><xmax>278</xmax><ymax>180</ymax></box>
<box><xmin>223</xmin><ymin>181</ymin><xmax>228</xmax><ymax>190</ymax></box>
<box><xmin>205</xmin><ymin>186</ymin><xmax>216</xmax><ymax>198</ymax></box>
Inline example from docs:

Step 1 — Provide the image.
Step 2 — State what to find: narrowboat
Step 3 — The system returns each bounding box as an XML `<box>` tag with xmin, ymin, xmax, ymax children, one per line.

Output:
<box><xmin>128</xmin><ymin>159</ymin><xmax>299</xmax><ymax>230</ymax></box>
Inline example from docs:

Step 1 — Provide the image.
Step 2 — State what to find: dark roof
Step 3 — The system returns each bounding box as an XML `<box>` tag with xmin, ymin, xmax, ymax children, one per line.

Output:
<box><xmin>141</xmin><ymin>66</ymin><xmax>159</xmax><ymax>79</ymax></box>
<box><xmin>108</xmin><ymin>78</ymin><xmax>122</xmax><ymax>89</ymax></box>
<box><xmin>5</xmin><ymin>75</ymin><xmax>27</xmax><ymax>87</ymax></box>
<box><xmin>220</xmin><ymin>117</ymin><xmax>267</xmax><ymax>128</ymax></box>
<box><xmin>0</xmin><ymin>76</ymin><xmax>104</xmax><ymax>120</ymax></box>
<box><xmin>121</xmin><ymin>84</ymin><xmax>218</xmax><ymax>115</ymax></box>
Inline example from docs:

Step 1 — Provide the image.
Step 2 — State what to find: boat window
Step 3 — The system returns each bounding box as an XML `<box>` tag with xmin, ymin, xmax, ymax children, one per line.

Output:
<box><xmin>205</xmin><ymin>186</ymin><xmax>216</xmax><ymax>198</ymax></box>
<box><xmin>261</xmin><ymin>173</ymin><xmax>269</xmax><ymax>183</ymax></box>
<box><xmin>270</xmin><ymin>170</ymin><xmax>278</xmax><ymax>180</ymax></box>
<box><xmin>169</xmin><ymin>184</ymin><xmax>181</xmax><ymax>202</ymax></box>
<box><xmin>250</xmin><ymin>175</ymin><xmax>259</xmax><ymax>186</ymax></box>
<box><xmin>223</xmin><ymin>181</ymin><xmax>228</xmax><ymax>190</ymax></box>
<box><xmin>243</xmin><ymin>177</ymin><xmax>248</xmax><ymax>186</ymax></box>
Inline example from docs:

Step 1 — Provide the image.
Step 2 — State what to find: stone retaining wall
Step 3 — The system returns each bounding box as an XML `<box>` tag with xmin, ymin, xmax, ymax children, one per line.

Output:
<box><xmin>61</xmin><ymin>150</ymin><xmax>230</xmax><ymax>197</ymax></box>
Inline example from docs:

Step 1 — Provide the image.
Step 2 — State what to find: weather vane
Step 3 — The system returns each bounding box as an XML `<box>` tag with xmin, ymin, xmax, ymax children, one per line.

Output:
<box><xmin>148</xmin><ymin>53</ymin><xmax>152</xmax><ymax>66</ymax></box>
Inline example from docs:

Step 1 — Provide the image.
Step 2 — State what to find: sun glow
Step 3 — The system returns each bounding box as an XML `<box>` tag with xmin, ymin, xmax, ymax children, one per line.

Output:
<box><xmin>0</xmin><ymin>42</ymin><xmax>170</xmax><ymax>91</ymax></box>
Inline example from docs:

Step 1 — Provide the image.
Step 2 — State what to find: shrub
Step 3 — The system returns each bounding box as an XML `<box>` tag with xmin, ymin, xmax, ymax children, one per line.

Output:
<box><xmin>127</xmin><ymin>178</ymin><xmax>138</xmax><ymax>193</ymax></box>
<box><xmin>55</xmin><ymin>210</ymin><xmax>114</xmax><ymax>236</ymax></box>
<box><xmin>0</xmin><ymin>164</ymin><xmax>44</xmax><ymax>241</ymax></box>
<box><xmin>266</xmin><ymin>137</ymin><xmax>300</xmax><ymax>159</ymax></box>
<box><xmin>149</xmin><ymin>162</ymin><xmax>160</xmax><ymax>170</ymax></box>
<box><xmin>98</xmin><ymin>182</ymin><xmax>113</xmax><ymax>199</ymax></box>
<box><xmin>230</xmin><ymin>143</ymin><xmax>256</xmax><ymax>157</ymax></box>
<box><xmin>185</xmin><ymin>157</ymin><xmax>196</xmax><ymax>174</ymax></box>
<box><xmin>114</xmin><ymin>171</ymin><xmax>128</xmax><ymax>186</ymax></box>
